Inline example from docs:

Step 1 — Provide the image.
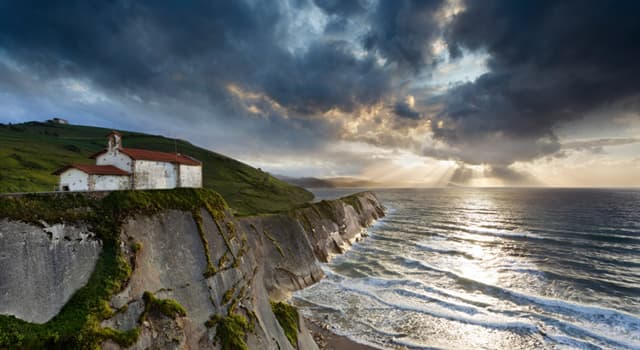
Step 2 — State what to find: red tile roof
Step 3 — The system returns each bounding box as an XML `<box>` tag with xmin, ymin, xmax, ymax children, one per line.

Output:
<box><xmin>90</xmin><ymin>148</ymin><xmax>201</xmax><ymax>166</ymax></box>
<box><xmin>52</xmin><ymin>164</ymin><xmax>131</xmax><ymax>176</ymax></box>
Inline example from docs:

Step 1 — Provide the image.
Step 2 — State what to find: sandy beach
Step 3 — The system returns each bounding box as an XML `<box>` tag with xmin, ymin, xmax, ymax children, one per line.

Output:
<box><xmin>305</xmin><ymin>317</ymin><xmax>380</xmax><ymax>350</ymax></box>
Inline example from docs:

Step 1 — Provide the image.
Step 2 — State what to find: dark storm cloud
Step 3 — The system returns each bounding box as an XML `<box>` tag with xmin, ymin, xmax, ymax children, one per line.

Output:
<box><xmin>0</xmin><ymin>1</ymin><xmax>276</xmax><ymax>98</ymax></box>
<box><xmin>259</xmin><ymin>40</ymin><xmax>392</xmax><ymax>114</ymax></box>
<box><xmin>0</xmin><ymin>0</ymin><xmax>393</xmax><ymax>121</ymax></box>
<box><xmin>422</xmin><ymin>133</ymin><xmax>561</xmax><ymax>166</ymax></box>
<box><xmin>2</xmin><ymin>0</ymin><xmax>639</xmax><ymax>174</ymax></box>
<box><xmin>364</xmin><ymin>0</ymin><xmax>446</xmax><ymax>71</ymax></box>
<box><xmin>562</xmin><ymin>138</ymin><xmax>640</xmax><ymax>155</ymax></box>
<box><xmin>449</xmin><ymin>163</ymin><xmax>538</xmax><ymax>186</ymax></box>
<box><xmin>313</xmin><ymin>0</ymin><xmax>366</xmax><ymax>16</ymax></box>
<box><xmin>392</xmin><ymin>101</ymin><xmax>421</xmax><ymax>120</ymax></box>
<box><xmin>435</xmin><ymin>0</ymin><xmax>640</xmax><ymax>165</ymax></box>
<box><xmin>486</xmin><ymin>166</ymin><xmax>538</xmax><ymax>186</ymax></box>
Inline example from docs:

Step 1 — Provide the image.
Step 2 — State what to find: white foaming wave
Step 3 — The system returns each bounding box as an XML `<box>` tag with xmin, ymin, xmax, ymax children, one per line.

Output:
<box><xmin>356</xmin><ymin>245</ymin><xmax>395</xmax><ymax>256</ymax></box>
<box><xmin>546</xmin><ymin>226</ymin><xmax>640</xmax><ymax>241</ymax></box>
<box><xmin>310</xmin><ymin>266</ymin><xmax>640</xmax><ymax>348</ymax></box>
<box><xmin>396</xmin><ymin>257</ymin><xmax>640</xmax><ymax>348</ymax></box>
<box><xmin>389</xmin><ymin>287</ymin><xmax>481</xmax><ymax>316</ymax></box>
<box><xmin>351</xmin><ymin>270</ymin><xmax>495</xmax><ymax>309</ymax></box>
<box><xmin>539</xmin><ymin>316</ymin><xmax>640</xmax><ymax>349</ymax></box>
<box><xmin>383</xmin><ymin>205</ymin><xmax>397</xmax><ymax>215</ymax></box>
<box><xmin>448</xmin><ymin>228</ymin><xmax>635</xmax><ymax>255</ymax></box>
<box><xmin>413</xmin><ymin>242</ymin><xmax>475</xmax><ymax>259</ymax></box>
<box><xmin>317</xmin><ymin>264</ymin><xmax>348</xmax><ymax>283</ymax></box>
<box><xmin>458</xmin><ymin>225</ymin><xmax>640</xmax><ymax>252</ymax></box>
<box><xmin>391</xmin><ymin>337</ymin><xmax>446</xmax><ymax>350</ymax></box>
<box><xmin>293</xmin><ymin>295</ymin><xmax>345</xmax><ymax>313</ymax></box>
<box><xmin>320</xmin><ymin>252</ymin><xmax>640</xmax><ymax>348</ymax></box>
<box><xmin>350</xmin><ymin>319</ymin><xmax>407</xmax><ymax>339</ymax></box>
<box><xmin>465</xmin><ymin>225</ymin><xmax>542</xmax><ymax>239</ymax></box>
<box><xmin>323</xmin><ymin>279</ymin><xmax>539</xmax><ymax>332</ymax></box>
<box><xmin>404</xmin><ymin>256</ymin><xmax>640</xmax><ymax>322</ymax></box>
<box><xmin>427</xmin><ymin>221</ymin><xmax>560</xmax><ymax>244</ymax></box>
<box><xmin>324</xmin><ymin>276</ymin><xmax>639</xmax><ymax>349</ymax></box>
<box><xmin>543</xmin><ymin>333</ymin><xmax>602</xmax><ymax>350</ymax></box>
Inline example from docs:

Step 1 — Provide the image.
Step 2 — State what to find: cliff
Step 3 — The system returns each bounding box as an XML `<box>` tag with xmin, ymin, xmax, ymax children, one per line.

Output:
<box><xmin>0</xmin><ymin>189</ymin><xmax>384</xmax><ymax>349</ymax></box>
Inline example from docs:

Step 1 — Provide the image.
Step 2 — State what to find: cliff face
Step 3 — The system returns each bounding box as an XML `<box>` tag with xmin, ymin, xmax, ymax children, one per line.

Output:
<box><xmin>0</xmin><ymin>220</ymin><xmax>102</xmax><ymax>323</ymax></box>
<box><xmin>290</xmin><ymin>192</ymin><xmax>385</xmax><ymax>263</ymax></box>
<box><xmin>0</xmin><ymin>190</ymin><xmax>384</xmax><ymax>349</ymax></box>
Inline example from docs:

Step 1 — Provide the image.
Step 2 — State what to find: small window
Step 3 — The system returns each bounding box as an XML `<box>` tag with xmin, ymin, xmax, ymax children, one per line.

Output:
<box><xmin>62</xmin><ymin>185</ymin><xmax>70</xmax><ymax>191</ymax></box>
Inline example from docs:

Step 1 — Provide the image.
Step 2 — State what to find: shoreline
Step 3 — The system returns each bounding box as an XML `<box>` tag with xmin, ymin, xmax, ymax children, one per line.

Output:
<box><xmin>304</xmin><ymin>317</ymin><xmax>381</xmax><ymax>350</ymax></box>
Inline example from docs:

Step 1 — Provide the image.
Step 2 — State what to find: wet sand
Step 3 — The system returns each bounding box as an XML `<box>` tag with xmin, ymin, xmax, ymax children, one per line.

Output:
<box><xmin>305</xmin><ymin>317</ymin><xmax>380</xmax><ymax>350</ymax></box>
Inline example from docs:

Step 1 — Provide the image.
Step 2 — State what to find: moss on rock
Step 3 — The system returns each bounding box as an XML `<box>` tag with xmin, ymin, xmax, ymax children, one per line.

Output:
<box><xmin>193</xmin><ymin>210</ymin><xmax>217</xmax><ymax>278</ymax></box>
<box><xmin>205</xmin><ymin>314</ymin><xmax>252</xmax><ymax>350</ymax></box>
<box><xmin>271</xmin><ymin>301</ymin><xmax>299</xmax><ymax>347</ymax></box>
<box><xmin>263</xmin><ymin>230</ymin><xmax>285</xmax><ymax>257</ymax></box>
<box><xmin>141</xmin><ymin>292</ymin><xmax>187</xmax><ymax>320</ymax></box>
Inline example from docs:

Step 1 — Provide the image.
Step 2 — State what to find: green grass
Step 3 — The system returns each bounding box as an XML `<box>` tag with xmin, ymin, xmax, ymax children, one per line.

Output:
<box><xmin>271</xmin><ymin>301</ymin><xmax>299</xmax><ymax>347</ymax></box>
<box><xmin>0</xmin><ymin>121</ymin><xmax>313</xmax><ymax>215</ymax></box>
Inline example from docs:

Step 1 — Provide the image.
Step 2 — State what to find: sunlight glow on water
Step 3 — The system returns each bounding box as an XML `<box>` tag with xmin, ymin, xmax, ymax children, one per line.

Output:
<box><xmin>296</xmin><ymin>188</ymin><xmax>640</xmax><ymax>350</ymax></box>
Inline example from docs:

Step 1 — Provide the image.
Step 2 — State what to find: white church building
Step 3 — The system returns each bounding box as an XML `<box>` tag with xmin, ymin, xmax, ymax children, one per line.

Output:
<box><xmin>54</xmin><ymin>131</ymin><xmax>202</xmax><ymax>191</ymax></box>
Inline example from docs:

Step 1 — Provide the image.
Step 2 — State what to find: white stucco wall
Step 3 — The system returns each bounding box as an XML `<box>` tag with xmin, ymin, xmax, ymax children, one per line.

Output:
<box><xmin>133</xmin><ymin>160</ymin><xmax>177</xmax><ymax>189</ymax></box>
<box><xmin>59</xmin><ymin>169</ymin><xmax>89</xmax><ymax>191</ymax></box>
<box><xmin>96</xmin><ymin>151</ymin><xmax>133</xmax><ymax>172</ymax></box>
<box><xmin>178</xmin><ymin>165</ymin><xmax>202</xmax><ymax>188</ymax></box>
<box><xmin>92</xmin><ymin>175</ymin><xmax>130</xmax><ymax>191</ymax></box>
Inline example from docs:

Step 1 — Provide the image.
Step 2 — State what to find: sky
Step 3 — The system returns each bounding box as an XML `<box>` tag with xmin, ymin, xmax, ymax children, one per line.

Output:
<box><xmin>1</xmin><ymin>0</ymin><xmax>639</xmax><ymax>187</ymax></box>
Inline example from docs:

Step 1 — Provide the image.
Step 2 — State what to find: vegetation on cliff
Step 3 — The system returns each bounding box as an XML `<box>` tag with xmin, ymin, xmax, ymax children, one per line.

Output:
<box><xmin>0</xmin><ymin>188</ymin><xmax>227</xmax><ymax>349</ymax></box>
<box><xmin>0</xmin><ymin>121</ymin><xmax>313</xmax><ymax>215</ymax></box>
<box><xmin>141</xmin><ymin>292</ymin><xmax>187</xmax><ymax>320</ymax></box>
<box><xmin>271</xmin><ymin>301</ymin><xmax>300</xmax><ymax>347</ymax></box>
<box><xmin>206</xmin><ymin>313</ymin><xmax>252</xmax><ymax>350</ymax></box>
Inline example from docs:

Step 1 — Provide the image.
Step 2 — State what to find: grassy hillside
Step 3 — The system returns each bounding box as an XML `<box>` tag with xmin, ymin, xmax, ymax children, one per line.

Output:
<box><xmin>0</xmin><ymin>121</ymin><xmax>313</xmax><ymax>215</ymax></box>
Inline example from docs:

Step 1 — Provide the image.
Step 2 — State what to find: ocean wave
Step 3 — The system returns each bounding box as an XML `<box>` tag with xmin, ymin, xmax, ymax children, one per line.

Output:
<box><xmin>342</xmin><ymin>274</ymin><xmax>496</xmax><ymax>309</ymax></box>
<box><xmin>536</xmin><ymin>314</ymin><xmax>640</xmax><ymax>349</ymax></box>
<box><xmin>543</xmin><ymin>332</ymin><xmax>603</xmax><ymax>349</ymax></box>
<box><xmin>413</xmin><ymin>242</ymin><xmax>476</xmax><ymax>259</ymax></box>
<box><xmin>305</xmin><ymin>188</ymin><xmax>640</xmax><ymax>349</ymax></box>
<box><xmin>293</xmin><ymin>295</ymin><xmax>345</xmax><ymax>313</ymax></box>
<box><xmin>391</xmin><ymin>337</ymin><xmax>446</xmax><ymax>350</ymax></box>
<box><xmin>420</xmin><ymin>221</ymin><xmax>640</xmax><ymax>255</ymax></box>
<box><xmin>392</xmin><ymin>257</ymin><xmax>640</xmax><ymax>347</ymax></box>
<box><xmin>389</xmin><ymin>288</ymin><xmax>481</xmax><ymax>316</ymax></box>
<box><xmin>400</xmin><ymin>257</ymin><xmax>639</xmax><ymax>320</ymax></box>
<box><xmin>307</xmin><ymin>269</ymin><xmax>640</xmax><ymax>349</ymax></box>
<box><xmin>444</xmin><ymin>229</ymin><xmax>639</xmax><ymax>256</ymax></box>
<box><xmin>322</xmin><ymin>279</ymin><xmax>539</xmax><ymax>332</ymax></box>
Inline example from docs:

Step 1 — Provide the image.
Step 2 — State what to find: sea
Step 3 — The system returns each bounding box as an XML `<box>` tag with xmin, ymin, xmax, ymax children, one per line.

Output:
<box><xmin>294</xmin><ymin>188</ymin><xmax>640</xmax><ymax>350</ymax></box>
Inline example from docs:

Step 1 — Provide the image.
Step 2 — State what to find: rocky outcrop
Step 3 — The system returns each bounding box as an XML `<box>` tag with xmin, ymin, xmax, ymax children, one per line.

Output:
<box><xmin>291</xmin><ymin>191</ymin><xmax>385</xmax><ymax>263</ymax></box>
<box><xmin>0</xmin><ymin>220</ymin><xmax>102</xmax><ymax>323</ymax></box>
<box><xmin>0</xmin><ymin>190</ymin><xmax>384</xmax><ymax>349</ymax></box>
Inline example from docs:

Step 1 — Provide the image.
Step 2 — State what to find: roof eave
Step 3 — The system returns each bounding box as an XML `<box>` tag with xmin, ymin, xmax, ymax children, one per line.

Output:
<box><xmin>52</xmin><ymin>165</ymin><xmax>72</xmax><ymax>175</ymax></box>
<box><xmin>88</xmin><ymin>149</ymin><xmax>107</xmax><ymax>159</ymax></box>
<box><xmin>52</xmin><ymin>164</ymin><xmax>131</xmax><ymax>176</ymax></box>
